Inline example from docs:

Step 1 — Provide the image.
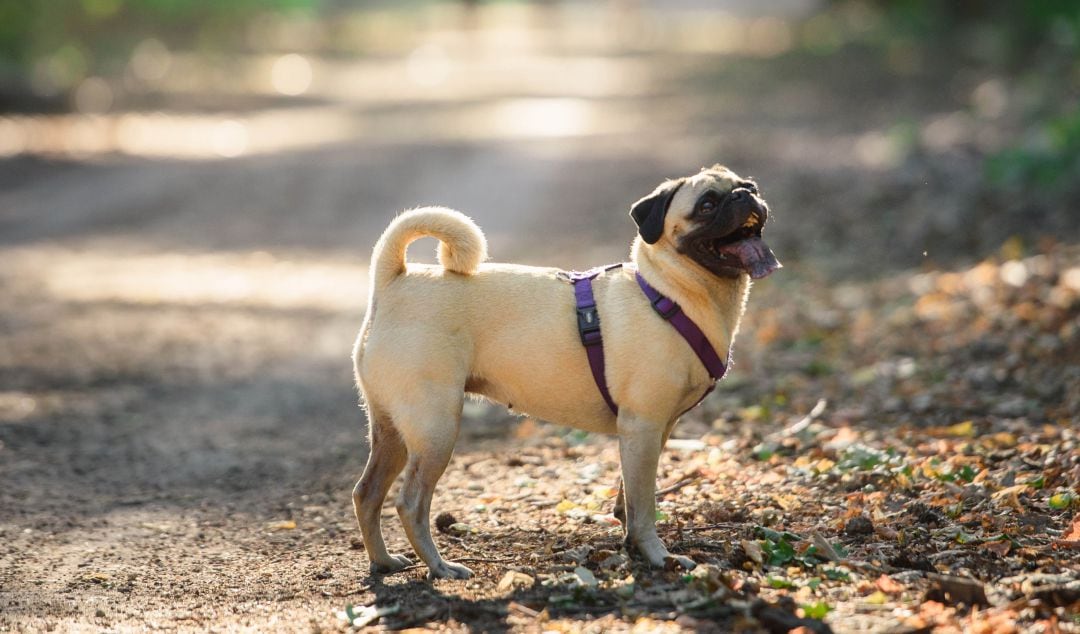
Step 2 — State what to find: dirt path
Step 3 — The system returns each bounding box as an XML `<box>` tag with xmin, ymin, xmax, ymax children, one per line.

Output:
<box><xmin>2</xmin><ymin>13</ymin><xmax>1078</xmax><ymax>632</ymax></box>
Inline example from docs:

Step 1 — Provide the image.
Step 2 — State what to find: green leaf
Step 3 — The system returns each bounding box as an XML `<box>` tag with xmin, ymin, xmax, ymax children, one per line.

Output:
<box><xmin>837</xmin><ymin>444</ymin><xmax>897</xmax><ymax>472</ymax></box>
<box><xmin>955</xmin><ymin>529</ymin><xmax>980</xmax><ymax>545</ymax></box>
<box><xmin>822</xmin><ymin>567</ymin><xmax>851</xmax><ymax>582</ymax></box>
<box><xmin>802</xmin><ymin>601</ymin><xmax>832</xmax><ymax>619</ymax></box>
<box><xmin>752</xmin><ymin>442</ymin><xmax>777</xmax><ymax>461</ymax></box>
<box><xmin>565</xmin><ymin>429</ymin><xmax>590</xmax><ymax>446</ymax></box>
<box><xmin>766</xmin><ymin>576</ymin><xmax>795</xmax><ymax>589</ymax></box>
<box><xmin>797</xmin><ymin>544</ymin><xmax>821</xmax><ymax>566</ymax></box>
<box><xmin>757</xmin><ymin>527</ymin><xmax>804</xmax><ymax>542</ymax></box>
<box><xmin>801</xmin><ymin>601</ymin><xmax>832</xmax><ymax>619</ymax></box>
<box><xmin>1049</xmin><ymin>492</ymin><xmax>1075</xmax><ymax>509</ymax></box>
<box><xmin>766</xmin><ymin>538</ymin><xmax>797</xmax><ymax>567</ymax></box>
<box><xmin>1025</xmin><ymin>475</ymin><xmax>1046</xmax><ymax>489</ymax></box>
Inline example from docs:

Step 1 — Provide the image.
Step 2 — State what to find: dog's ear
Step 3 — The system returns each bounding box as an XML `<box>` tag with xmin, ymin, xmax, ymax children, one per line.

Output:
<box><xmin>629</xmin><ymin>179</ymin><xmax>685</xmax><ymax>245</ymax></box>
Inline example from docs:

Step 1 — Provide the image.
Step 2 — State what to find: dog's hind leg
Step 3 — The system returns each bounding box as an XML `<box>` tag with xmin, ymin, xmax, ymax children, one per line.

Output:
<box><xmin>394</xmin><ymin>388</ymin><xmax>472</xmax><ymax>580</ymax></box>
<box><xmin>353</xmin><ymin>405</ymin><xmax>411</xmax><ymax>574</ymax></box>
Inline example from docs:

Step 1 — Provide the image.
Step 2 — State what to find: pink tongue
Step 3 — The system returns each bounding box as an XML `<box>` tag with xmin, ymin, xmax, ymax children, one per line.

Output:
<box><xmin>717</xmin><ymin>236</ymin><xmax>782</xmax><ymax>279</ymax></box>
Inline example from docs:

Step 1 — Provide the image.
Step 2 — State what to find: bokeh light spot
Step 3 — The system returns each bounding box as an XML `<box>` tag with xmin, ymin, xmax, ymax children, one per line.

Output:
<box><xmin>130</xmin><ymin>39</ymin><xmax>172</xmax><ymax>83</ymax></box>
<box><xmin>212</xmin><ymin>120</ymin><xmax>249</xmax><ymax>157</ymax></box>
<box><xmin>270</xmin><ymin>53</ymin><xmax>313</xmax><ymax>96</ymax></box>
<box><xmin>74</xmin><ymin>77</ymin><xmax>113</xmax><ymax>114</ymax></box>
<box><xmin>406</xmin><ymin>44</ymin><xmax>451</xmax><ymax>88</ymax></box>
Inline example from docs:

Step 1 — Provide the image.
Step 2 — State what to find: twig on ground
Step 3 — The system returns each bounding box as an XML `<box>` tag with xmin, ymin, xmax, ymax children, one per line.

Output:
<box><xmin>661</xmin><ymin>522</ymin><xmax>745</xmax><ymax>533</ymax></box>
<box><xmin>657</xmin><ymin>477</ymin><xmax>701</xmax><ymax>497</ymax></box>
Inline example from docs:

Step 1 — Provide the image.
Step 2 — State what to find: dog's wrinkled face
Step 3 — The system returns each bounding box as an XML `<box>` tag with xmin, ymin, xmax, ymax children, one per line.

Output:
<box><xmin>630</xmin><ymin>165</ymin><xmax>781</xmax><ymax>280</ymax></box>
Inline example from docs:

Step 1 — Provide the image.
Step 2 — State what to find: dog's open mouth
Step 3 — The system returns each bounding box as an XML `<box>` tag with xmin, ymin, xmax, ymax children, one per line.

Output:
<box><xmin>691</xmin><ymin>208</ymin><xmax>781</xmax><ymax>280</ymax></box>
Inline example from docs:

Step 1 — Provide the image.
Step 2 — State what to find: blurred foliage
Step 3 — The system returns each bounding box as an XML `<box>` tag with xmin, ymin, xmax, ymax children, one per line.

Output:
<box><xmin>0</xmin><ymin>0</ymin><xmax>314</xmax><ymax>75</ymax></box>
<box><xmin>987</xmin><ymin>107</ymin><xmax>1080</xmax><ymax>188</ymax></box>
<box><xmin>835</xmin><ymin>1</ymin><xmax>1080</xmax><ymax>190</ymax></box>
<box><xmin>851</xmin><ymin>0</ymin><xmax>1080</xmax><ymax>51</ymax></box>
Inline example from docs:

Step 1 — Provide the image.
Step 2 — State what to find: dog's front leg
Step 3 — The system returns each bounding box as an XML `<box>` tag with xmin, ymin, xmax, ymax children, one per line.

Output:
<box><xmin>617</xmin><ymin>412</ymin><xmax>695</xmax><ymax>570</ymax></box>
<box><xmin>613</xmin><ymin>420</ymin><xmax>676</xmax><ymax>532</ymax></box>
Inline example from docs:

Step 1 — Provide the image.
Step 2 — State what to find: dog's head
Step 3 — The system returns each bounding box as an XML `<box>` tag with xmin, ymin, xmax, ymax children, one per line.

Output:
<box><xmin>630</xmin><ymin>165</ymin><xmax>781</xmax><ymax>280</ymax></box>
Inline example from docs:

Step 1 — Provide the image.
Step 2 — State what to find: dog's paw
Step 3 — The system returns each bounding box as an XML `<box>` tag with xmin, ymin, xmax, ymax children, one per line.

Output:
<box><xmin>663</xmin><ymin>554</ymin><xmax>697</xmax><ymax>571</ymax></box>
<box><xmin>427</xmin><ymin>560</ymin><xmax>474</xmax><ymax>580</ymax></box>
<box><xmin>370</xmin><ymin>553</ymin><xmax>412</xmax><ymax>574</ymax></box>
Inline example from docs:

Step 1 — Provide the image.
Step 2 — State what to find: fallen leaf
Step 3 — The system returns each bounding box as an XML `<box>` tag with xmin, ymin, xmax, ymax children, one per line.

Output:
<box><xmin>337</xmin><ymin>603</ymin><xmax>400</xmax><ymax>628</ymax></box>
<box><xmin>981</xmin><ymin>539</ymin><xmax>1011</xmax><ymax>557</ymax></box>
<box><xmin>945</xmin><ymin>421</ymin><xmax>975</xmax><ymax>437</ymax></box>
<box><xmin>875</xmin><ymin>574</ymin><xmax>903</xmax><ymax>595</ymax></box>
<box><xmin>742</xmin><ymin>539</ymin><xmax>764</xmax><ymax>566</ymax></box>
<box><xmin>800</xmin><ymin>601</ymin><xmax>832</xmax><ymax>619</ymax></box>
<box><xmin>1048</xmin><ymin>492</ymin><xmax>1075</xmax><ymax>510</ymax></box>
<box><xmin>772</xmin><ymin>494</ymin><xmax>800</xmax><ymax>511</ymax></box>
<box><xmin>1063</xmin><ymin>515</ymin><xmax>1080</xmax><ymax>542</ymax></box>
<box><xmin>925</xmin><ymin>573</ymin><xmax>990</xmax><ymax>607</ymax></box>
<box><xmin>555</xmin><ymin>500</ymin><xmax>578</xmax><ymax>513</ymax></box>
<box><xmin>496</xmin><ymin>571</ymin><xmax>534</xmax><ymax>592</ymax></box>
<box><xmin>267</xmin><ymin>520</ymin><xmax>296</xmax><ymax>531</ymax></box>
<box><xmin>991</xmin><ymin>485</ymin><xmax>1027</xmax><ymax>512</ymax></box>
<box><xmin>810</xmin><ymin>533</ymin><xmax>843</xmax><ymax>561</ymax></box>
<box><xmin>572</xmin><ymin>566</ymin><xmax>597</xmax><ymax>588</ymax></box>
<box><xmin>558</xmin><ymin>545</ymin><xmax>593</xmax><ymax>564</ymax></box>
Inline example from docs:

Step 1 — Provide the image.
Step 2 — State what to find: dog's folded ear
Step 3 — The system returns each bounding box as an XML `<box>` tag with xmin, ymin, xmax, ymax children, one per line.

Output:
<box><xmin>629</xmin><ymin>179</ymin><xmax>685</xmax><ymax>245</ymax></box>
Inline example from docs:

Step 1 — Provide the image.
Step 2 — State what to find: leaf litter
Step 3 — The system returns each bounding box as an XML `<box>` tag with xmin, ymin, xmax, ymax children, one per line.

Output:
<box><xmin>339</xmin><ymin>244</ymin><xmax>1079</xmax><ymax>632</ymax></box>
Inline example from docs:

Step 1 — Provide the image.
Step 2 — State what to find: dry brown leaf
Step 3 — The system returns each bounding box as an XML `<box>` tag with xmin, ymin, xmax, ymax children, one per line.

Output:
<box><xmin>981</xmin><ymin>540</ymin><xmax>1011</xmax><ymax>557</ymax></box>
<box><xmin>991</xmin><ymin>485</ymin><xmax>1028</xmax><ymax>512</ymax></box>
<box><xmin>1064</xmin><ymin>515</ymin><xmax>1080</xmax><ymax>542</ymax></box>
<box><xmin>497</xmin><ymin>571</ymin><xmax>534</xmax><ymax>592</ymax></box>
<box><xmin>875</xmin><ymin>574</ymin><xmax>904</xmax><ymax>595</ymax></box>
<box><xmin>741</xmin><ymin>540</ymin><xmax>763</xmax><ymax>566</ymax></box>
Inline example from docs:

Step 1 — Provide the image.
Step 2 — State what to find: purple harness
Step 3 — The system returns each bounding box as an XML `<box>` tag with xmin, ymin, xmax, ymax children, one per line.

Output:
<box><xmin>562</xmin><ymin>263</ymin><xmax>730</xmax><ymax>416</ymax></box>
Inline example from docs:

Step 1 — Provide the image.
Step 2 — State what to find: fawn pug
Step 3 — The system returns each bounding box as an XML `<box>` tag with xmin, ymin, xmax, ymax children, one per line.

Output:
<box><xmin>352</xmin><ymin>165</ymin><xmax>780</xmax><ymax>578</ymax></box>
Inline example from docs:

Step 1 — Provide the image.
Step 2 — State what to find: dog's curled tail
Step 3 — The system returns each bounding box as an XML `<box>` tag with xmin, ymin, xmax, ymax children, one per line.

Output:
<box><xmin>370</xmin><ymin>206</ymin><xmax>487</xmax><ymax>293</ymax></box>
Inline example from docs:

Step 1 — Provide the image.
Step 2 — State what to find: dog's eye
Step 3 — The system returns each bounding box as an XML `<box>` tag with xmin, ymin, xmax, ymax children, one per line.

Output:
<box><xmin>699</xmin><ymin>199</ymin><xmax>717</xmax><ymax>214</ymax></box>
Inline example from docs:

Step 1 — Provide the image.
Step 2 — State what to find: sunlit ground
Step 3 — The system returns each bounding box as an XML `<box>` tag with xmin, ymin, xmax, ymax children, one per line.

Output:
<box><xmin>3</xmin><ymin>244</ymin><xmax>367</xmax><ymax>311</ymax></box>
<box><xmin>0</xmin><ymin>3</ymin><xmax>876</xmax><ymax>161</ymax></box>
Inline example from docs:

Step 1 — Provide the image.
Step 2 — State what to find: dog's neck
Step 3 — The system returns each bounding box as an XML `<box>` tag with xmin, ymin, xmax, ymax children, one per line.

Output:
<box><xmin>631</xmin><ymin>238</ymin><xmax>750</xmax><ymax>356</ymax></box>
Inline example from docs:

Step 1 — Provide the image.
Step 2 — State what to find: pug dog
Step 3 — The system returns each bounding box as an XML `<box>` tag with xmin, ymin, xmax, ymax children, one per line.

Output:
<box><xmin>352</xmin><ymin>165</ymin><xmax>780</xmax><ymax>579</ymax></box>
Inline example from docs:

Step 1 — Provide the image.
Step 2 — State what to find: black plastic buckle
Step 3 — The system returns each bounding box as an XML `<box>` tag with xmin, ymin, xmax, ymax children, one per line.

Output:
<box><xmin>577</xmin><ymin>305</ymin><xmax>601</xmax><ymax>346</ymax></box>
<box><xmin>652</xmin><ymin>295</ymin><xmax>680</xmax><ymax>320</ymax></box>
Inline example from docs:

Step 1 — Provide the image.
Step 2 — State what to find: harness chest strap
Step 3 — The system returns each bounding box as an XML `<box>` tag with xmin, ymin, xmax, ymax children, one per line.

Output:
<box><xmin>568</xmin><ymin>264</ymin><xmax>730</xmax><ymax>416</ymax></box>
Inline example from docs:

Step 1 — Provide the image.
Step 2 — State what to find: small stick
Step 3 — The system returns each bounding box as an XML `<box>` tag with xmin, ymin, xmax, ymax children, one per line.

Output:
<box><xmin>661</xmin><ymin>522</ymin><xmax>744</xmax><ymax>533</ymax></box>
<box><xmin>656</xmin><ymin>476</ymin><xmax>700</xmax><ymax>497</ymax></box>
<box><xmin>388</xmin><ymin>555</ymin><xmax>519</xmax><ymax>575</ymax></box>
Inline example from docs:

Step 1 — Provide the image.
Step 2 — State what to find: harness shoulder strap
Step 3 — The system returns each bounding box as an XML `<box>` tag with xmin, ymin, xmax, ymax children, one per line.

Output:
<box><xmin>634</xmin><ymin>271</ymin><xmax>727</xmax><ymax>380</ymax></box>
<box><xmin>565</xmin><ymin>265</ymin><xmax>731</xmax><ymax>418</ymax></box>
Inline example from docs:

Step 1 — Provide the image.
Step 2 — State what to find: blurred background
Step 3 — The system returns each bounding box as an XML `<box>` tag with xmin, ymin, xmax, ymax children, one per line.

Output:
<box><xmin>1</xmin><ymin>0</ymin><xmax>1079</xmax><ymax>628</ymax></box>
<box><xmin>2</xmin><ymin>0</ymin><xmax>1078</xmax><ymax>271</ymax></box>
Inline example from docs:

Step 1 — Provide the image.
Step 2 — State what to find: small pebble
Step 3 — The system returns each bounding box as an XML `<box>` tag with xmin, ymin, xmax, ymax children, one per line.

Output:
<box><xmin>846</xmin><ymin>515</ymin><xmax>874</xmax><ymax>536</ymax></box>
